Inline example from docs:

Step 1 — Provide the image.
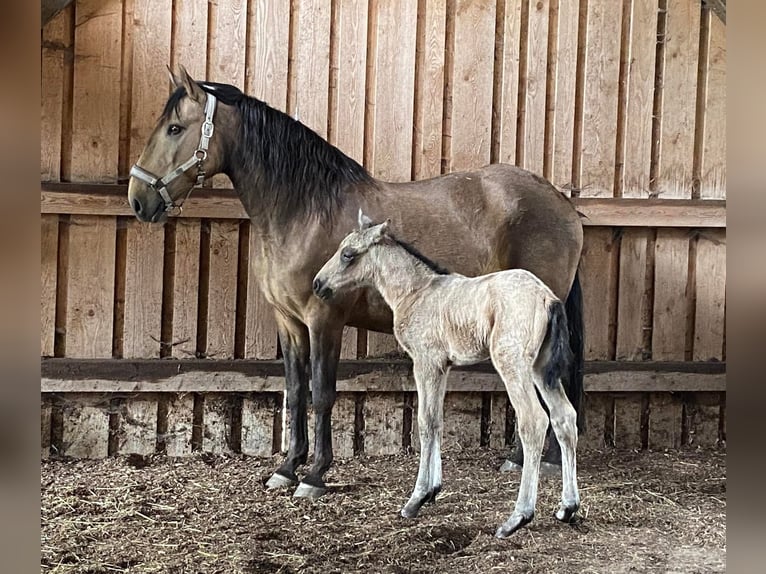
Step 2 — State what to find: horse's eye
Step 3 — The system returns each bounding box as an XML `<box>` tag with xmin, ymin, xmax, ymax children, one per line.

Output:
<box><xmin>341</xmin><ymin>249</ymin><xmax>355</xmax><ymax>263</ymax></box>
<box><xmin>167</xmin><ymin>124</ymin><xmax>184</xmax><ymax>136</ymax></box>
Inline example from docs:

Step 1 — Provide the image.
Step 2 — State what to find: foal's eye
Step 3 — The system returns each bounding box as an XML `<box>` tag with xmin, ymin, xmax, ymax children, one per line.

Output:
<box><xmin>340</xmin><ymin>249</ymin><xmax>355</xmax><ymax>263</ymax></box>
<box><xmin>167</xmin><ymin>124</ymin><xmax>184</xmax><ymax>136</ymax></box>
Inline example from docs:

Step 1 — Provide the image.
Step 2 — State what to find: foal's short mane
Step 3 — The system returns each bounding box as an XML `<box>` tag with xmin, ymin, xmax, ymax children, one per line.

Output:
<box><xmin>163</xmin><ymin>82</ymin><xmax>375</xmax><ymax>224</ymax></box>
<box><xmin>389</xmin><ymin>236</ymin><xmax>451</xmax><ymax>275</ymax></box>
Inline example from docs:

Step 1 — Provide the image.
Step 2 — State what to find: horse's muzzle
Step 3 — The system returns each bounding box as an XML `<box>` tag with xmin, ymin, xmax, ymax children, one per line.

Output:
<box><xmin>312</xmin><ymin>277</ymin><xmax>333</xmax><ymax>301</ymax></box>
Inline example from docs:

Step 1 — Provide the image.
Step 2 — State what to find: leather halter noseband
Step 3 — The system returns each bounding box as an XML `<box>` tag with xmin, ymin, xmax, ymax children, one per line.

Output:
<box><xmin>129</xmin><ymin>91</ymin><xmax>217</xmax><ymax>215</ymax></box>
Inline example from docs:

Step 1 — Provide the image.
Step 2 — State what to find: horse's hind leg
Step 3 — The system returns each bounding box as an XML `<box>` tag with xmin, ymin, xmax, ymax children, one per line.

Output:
<box><xmin>401</xmin><ymin>361</ymin><xmax>447</xmax><ymax>518</ymax></box>
<box><xmin>493</xmin><ymin>351</ymin><xmax>548</xmax><ymax>538</ymax></box>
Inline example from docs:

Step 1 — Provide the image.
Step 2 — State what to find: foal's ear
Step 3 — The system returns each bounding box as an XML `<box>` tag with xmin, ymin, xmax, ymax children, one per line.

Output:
<box><xmin>358</xmin><ymin>209</ymin><xmax>374</xmax><ymax>230</ymax></box>
<box><xmin>177</xmin><ymin>64</ymin><xmax>206</xmax><ymax>104</ymax></box>
<box><xmin>167</xmin><ymin>65</ymin><xmax>181</xmax><ymax>89</ymax></box>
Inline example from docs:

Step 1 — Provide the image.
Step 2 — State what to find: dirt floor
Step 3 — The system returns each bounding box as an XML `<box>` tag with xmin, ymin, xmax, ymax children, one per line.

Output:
<box><xmin>41</xmin><ymin>447</ymin><xmax>725</xmax><ymax>574</ymax></box>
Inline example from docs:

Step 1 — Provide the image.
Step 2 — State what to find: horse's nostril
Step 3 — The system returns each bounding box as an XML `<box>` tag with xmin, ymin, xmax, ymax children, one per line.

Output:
<box><xmin>131</xmin><ymin>198</ymin><xmax>143</xmax><ymax>215</ymax></box>
<box><xmin>312</xmin><ymin>278</ymin><xmax>322</xmax><ymax>295</ymax></box>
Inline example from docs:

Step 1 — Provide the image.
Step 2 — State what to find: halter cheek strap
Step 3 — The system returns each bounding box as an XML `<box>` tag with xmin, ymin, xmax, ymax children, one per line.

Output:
<box><xmin>129</xmin><ymin>92</ymin><xmax>217</xmax><ymax>215</ymax></box>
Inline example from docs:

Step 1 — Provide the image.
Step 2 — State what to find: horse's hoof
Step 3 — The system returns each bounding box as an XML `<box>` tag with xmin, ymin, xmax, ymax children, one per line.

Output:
<box><xmin>555</xmin><ymin>503</ymin><xmax>579</xmax><ymax>523</ymax></box>
<box><xmin>499</xmin><ymin>459</ymin><xmax>523</xmax><ymax>473</ymax></box>
<box><xmin>294</xmin><ymin>481</ymin><xmax>327</xmax><ymax>499</ymax></box>
<box><xmin>265</xmin><ymin>472</ymin><xmax>299</xmax><ymax>490</ymax></box>
<box><xmin>495</xmin><ymin>512</ymin><xmax>534</xmax><ymax>539</ymax></box>
<box><xmin>400</xmin><ymin>505</ymin><xmax>419</xmax><ymax>519</ymax></box>
<box><xmin>540</xmin><ymin>461</ymin><xmax>561</xmax><ymax>477</ymax></box>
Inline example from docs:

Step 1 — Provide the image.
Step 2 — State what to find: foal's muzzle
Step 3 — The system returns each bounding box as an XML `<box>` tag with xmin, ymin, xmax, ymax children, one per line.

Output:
<box><xmin>312</xmin><ymin>277</ymin><xmax>333</xmax><ymax>301</ymax></box>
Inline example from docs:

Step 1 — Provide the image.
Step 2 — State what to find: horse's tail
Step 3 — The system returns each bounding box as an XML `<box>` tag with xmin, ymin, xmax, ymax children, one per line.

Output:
<box><xmin>537</xmin><ymin>298</ymin><xmax>574</xmax><ymax>397</ymax></box>
<box><xmin>564</xmin><ymin>271</ymin><xmax>585</xmax><ymax>433</ymax></box>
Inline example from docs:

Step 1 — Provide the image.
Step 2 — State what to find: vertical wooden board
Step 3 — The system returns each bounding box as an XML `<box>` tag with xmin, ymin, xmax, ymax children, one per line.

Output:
<box><xmin>118</xmin><ymin>0</ymin><xmax>135</xmax><ymax>180</ymax></box>
<box><xmin>206</xmin><ymin>221</ymin><xmax>240</xmax><ymax>359</ymax></box>
<box><xmin>41</xmin><ymin>215</ymin><xmax>59</xmax><ymax>357</ymax></box>
<box><xmin>171</xmin><ymin>0</ymin><xmax>209</xmax><ymax>79</ymax></box>
<box><xmin>580</xmin><ymin>228</ymin><xmax>618</xmax><ymax>360</ymax></box>
<box><xmin>579</xmin><ymin>394</ymin><xmax>610</xmax><ymax>450</ymax></box>
<box><xmin>577</xmin><ymin>0</ymin><xmax>622</xmax><ymax>196</ymax></box>
<box><xmin>65</xmin><ymin>216</ymin><xmax>116</xmax><ymax>358</ymax></box>
<box><xmin>652</xmin><ymin>229</ymin><xmax>690</xmax><ymax>360</ymax></box>
<box><xmin>202</xmin><ymin>394</ymin><xmax>234</xmax><ymax>454</ymax></box>
<box><xmin>332</xmin><ymin>393</ymin><xmax>358</xmax><ymax>459</ymax></box>
<box><xmin>446</xmin><ymin>0</ymin><xmax>495</xmax><ymax>172</ymax></box>
<box><xmin>685</xmin><ymin>392</ymin><xmax>721</xmax><ymax>448</ymax></box>
<box><xmin>245</xmin><ymin>227</ymin><xmax>279</xmax><ymax>359</ymax></box>
<box><xmin>290</xmin><ymin>0</ymin><xmax>332</xmax><ymax>135</ymax></box>
<box><xmin>488</xmin><ymin>392</ymin><xmax>508</xmax><ymax>450</ymax></box>
<box><xmin>549</xmin><ymin>0</ymin><xmax>579</xmax><ymax>190</ymax></box>
<box><xmin>61</xmin><ymin>395</ymin><xmax>110</xmax><ymax>459</ymax></box>
<box><xmin>117</xmin><ymin>397</ymin><xmax>158</xmax><ymax>455</ymax></box>
<box><xmin>339</xmin><ymin>328</ymin><xmax>359</xmax><ymax>360</ymax></box>
<box><xmin>241</xmin><ymin>393</ymin><xmax>279</xmax><ymax>457</ymax></box>
<box><xmin>123</xmin><ymin>221</ymin><xmax>164</xmax><ymax>358</ymax></box>
<box><xmin>41</xmin><ymin>398</ymin><xmax>52</xmax><ymax>459</ymax></box>
<box><xmin>621</xmin><ymin>0</ymin><xmax>658</xmax><ymax>197</ymax></box>
<box><xmin>171</xmin><ymin>219</ymin><xmax>200</xmax><ymax>358</ymax></box>
<box><xmin>363</xmin><ymin>392</ymin><xmax>404</xmax><ymax>455</ymax></box>
<box><xmin>41</xmin><ymin>8</ymin><xmax>70</xmax><ymax>180</ymax></box>
<box><xmin>613</xmin><ymin>394</ymin><xmax>643</xmax><ymax>450</ymax></box>
<box><xmin>520</xmin><ymin>0</ymin><xmax>549</xmax><ymax>175</ymax></box>
<box><xmin>699</xmin><ymin>12</ymin><xmax>725</xmax><ymax>198</ymax></box>
<box><xmin>442</xmin><ymin>392</ymin><xmax>483</xmax><ymax>451</ymax></box>
<box><xmin>616</xmin><ymin>229</ymin><xmax>650</xmax><ymax>360</ymax></box>
<box><xmin>656</xmin><ymin>0</ymin><xmax>699</xmax><ymax>198</ymax></box>
<box><xmin>693</xmin><ymin>231</ymin><xmax>725</xmax><ymax>360</ymax></box>
<box><xmin>413</xmin><ymin>0</ymin><xmax>446</xmax><ymax>179</ymax></box>
<box><xmin>129</xmin><ymin>0</ymin><xmax>172</xmax><ymax>162</ymax></box>
<box><xmin>493</xmin><ymin>0</ymin><xmax>522</xmax><ymax>164</ymax></box>
<box><xmin>247</xmin><ymin>0</ymin><xmax>290</xmax><ymax>109</ymax></box>
<box><xmin>164</xmin><ymin>393</ymin><xmax>195</xmax><ymax>456</ymax></box>
<box><xmin>648</xmin><ymin>393</ymin><xmax>682</xmax><ymax>450</ymax></box>
<box><xmin>70</xmin><ymin>0</ymin><xmax>122</xmax><ymax>182</ymax></box>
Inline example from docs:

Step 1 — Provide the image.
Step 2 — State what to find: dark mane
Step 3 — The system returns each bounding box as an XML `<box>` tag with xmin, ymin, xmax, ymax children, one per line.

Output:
<box><xmin>163</xmin><ymin>82</ymin><xmax>376</xmax><ymax>223</ymax></box>
<box><xmin>391</xmin><ymin>236</ymin><xmax>450</xmax><ymax>275</ymax></box>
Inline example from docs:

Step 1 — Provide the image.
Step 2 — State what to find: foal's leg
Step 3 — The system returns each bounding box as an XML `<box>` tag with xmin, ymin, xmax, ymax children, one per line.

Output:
<box><xmin>294</xmin><ymin>325</ymin><xmax>344</xmax><ymax>499</ymax></box>
<box><xmin>266</xmin><ymin>319</ymin><xmax>310</xmax><ymax>489</ymax></box>
<box><xmin>531</xmin><ymin>376</ymin><xmax>580</xmax><ymax>523</ymax></box>
<box><xmin>493</xmin><ymin>353</ymin><xmax>549</xmax><ymax>538</ymax></box>
<box><xmin>401</xmin><ymin>361</ymin><xmax>447</xmax><ymax>518</ymax></box>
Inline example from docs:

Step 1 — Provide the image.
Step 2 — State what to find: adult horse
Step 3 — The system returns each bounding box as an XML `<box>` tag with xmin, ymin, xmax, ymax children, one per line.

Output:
<box><xmin>128</xmin><ymin>66</ymin><xmax>584</xmax><ymax>498</ymax></box>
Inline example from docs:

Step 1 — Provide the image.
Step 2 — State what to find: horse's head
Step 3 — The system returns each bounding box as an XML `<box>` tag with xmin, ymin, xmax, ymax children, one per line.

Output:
<box><xmin>313</xmin><ymin>210</ymin><xmax>390</xmax><ymax>301</ymax></box>
<box><xmin>128</xmin><ymin>66</ymin><xmax>226</xmax><ymax>222</ymax></box>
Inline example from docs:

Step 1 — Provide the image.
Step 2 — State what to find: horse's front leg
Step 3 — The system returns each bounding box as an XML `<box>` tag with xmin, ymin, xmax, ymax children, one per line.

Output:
<box><xmin>401</xmin><ymin>360</ymin><xmax>447</xmax><ymax>518</ymax></box>
<box><xmin>294</xmin><ymin>324</ymin><xmax>344</xmax><ymax>499</ymax></box>
<box><xmin>266</xmin><ymin>319</ymin><xmax>310</xmax><ymax>489</ymax></box>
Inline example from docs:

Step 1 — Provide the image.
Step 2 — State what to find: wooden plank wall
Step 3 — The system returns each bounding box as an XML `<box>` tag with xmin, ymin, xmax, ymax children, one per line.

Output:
<box><xmin>41</xmin><ymin>0</ymin><xmax>726</xmax><ymax>458</ymax></box>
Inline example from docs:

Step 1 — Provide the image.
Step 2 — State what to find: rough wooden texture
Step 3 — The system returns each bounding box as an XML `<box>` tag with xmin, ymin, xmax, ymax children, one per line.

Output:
<box><xmin>493</xmin><ymin>0</ymin><xmax>522</xmax><ymax>164</ymax></box>
<box><xmin>363</xmin><ymin>392</ymin><xmax>404</xmax><ymax>455</ymax></box>
<box><xmin>117</xmin><ymin>396</ymin><xmax>158</xmax><ymax>455</ymax></box>
<box><xmin>202</xmin><ymin>394</ymin><xmax>234</xmax><ymax>454</ymax></box>
<box><xmin>247</xmin><ymin>0</ymin><xmax>290</xmax><ymax>109</ymax></box>
<box><xmin>171</xmin><ymin>0</ymin><xmax>208</xmax><ymax>78</ymax></box>
<box><xmin>41</xmin><ymin>399</ymin><xmax>53</xmax><ymax>459</ymax></box>
<box><xmin>61</xmin><ymin>394</ymin><xmax>110</xmax><ymax>458</ymax></box>
<box><xmin>580</xmin><ymin>228</ymin><xmax>618</xmax><ymax>359</ymax></box>
<box><xmin>578</xmin><ymin>0</ymin><xmax>622</xmax><ymax>196</ymax></box>
<box><xmin>616</xmin><ymin>229</ymin><xmax>650</xmax><ymax>360</ymax></box>
<box><xmin>241</xmin><ymin>393</ymin><xmax>279</xmax><ymax>457</ymax></box>
<box><xmin>648</xmin><ymin>393</ymin><xmax>683</xmax><ymax>449</ymax></box>
<box><xmin>205</xmin><ymin>221</ymin><xmax>240</xmax><ymax>359</ymax></box>
<box><xmin>70</xmin><ymin>0</ymin><xmax>122</xmax><ymax>181</ymax></box>
<box><xmin>621</xmin><ymin>0</ymin><xmax>658</xmax><ymax>197</ymax></box>
<box><xmin>579</xmin><ymin>394</ymin><xmax>610</xmax><ymax>450</ymax></box>
<box><xmin>442</xmin><ymin>392</ymin><xmax>483</xmax><ymax>450</ymax></box>
<box><xmin>332</xmin><ymin>393</ymin><xmax>358</xmax><ymax>459</ymax></box>
<box><xmin>65</xmin><ymin>216</ymin><xmax>116</xmax><ymax>358</ymax></box>
<box><xmin>698</xmin><ymin>12</ymin><xmax>726</xmax><ymax>199</ymax></box>
<box><xmin>245</xmin><ymin>229</ymin><xmax>279</xmax><ymax>360</ymax></box>
<box><xmin>41</xmin><ymin>8</ymin><xmax>70</xmax><ymax>180</ymax></box>
<box><xmin>520</xmin><ymin>0</ymin><xmax>549</xmax><ymax>175</ymax></box>
<box><xmin>613</xmin><ymin>393</ymin><xmax>644</xmax><ymax>450</ymax></box>
<box><xmin>652</xmin><ymin>229</ymin><xmax>690</xmax><ymax>360</ymax></box>
<box><xmin>685</xmin><ymin>391</ymin><xmax>721</xmax><ymax>447</ymax></box>
<box><xmin>489</xmin><ymin>392</ymin><xmax>509</xmax><ymax>449</ymax></box>
<box><xmin>164</xmin><ymin>393</ymin><xmax>195</xmax><ymax>456</ymax></box>
<box><xmin>123</xmin><ymin>221</ymin><xmax>164</xmax><ymax>358</ymax></box>
<box><xmin>41</xmin><ymin>215</ymin><xmax>59</xmax><ymax>357</ymax></box>
<box><xmin>171</xmin><ymin>219</ymin><xmax>201</xmax><ymax>358</ymax></box>
<box><xmin>693</xmin><ymin>231</ymin><xmax>726</xmax><ymax>360</ymax></box>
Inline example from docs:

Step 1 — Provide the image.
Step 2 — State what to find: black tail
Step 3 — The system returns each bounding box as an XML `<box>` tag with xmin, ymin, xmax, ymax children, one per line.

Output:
<box><xmin>540</xmin><ymin>300</ymin><xmax>573</xmax><ymax>395</ymax></box>
<box><xmin>564</xmin><ymin>271</ymin><xmax>585</xmax><ymax>433</ymax></box>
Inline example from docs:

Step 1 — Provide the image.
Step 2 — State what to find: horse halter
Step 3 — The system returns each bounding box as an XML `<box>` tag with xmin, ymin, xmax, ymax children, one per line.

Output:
<box><xmin>129</xmin><ymin>91</ymin><xmax>218</xmax><ymax>215</ymax></box>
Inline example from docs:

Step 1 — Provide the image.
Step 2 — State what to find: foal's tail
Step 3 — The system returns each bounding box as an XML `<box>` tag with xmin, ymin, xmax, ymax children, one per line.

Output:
<box><xmin>537</xmin><ymin>299</ymin><xmax>574</xmax><ymax>393</ymax></box>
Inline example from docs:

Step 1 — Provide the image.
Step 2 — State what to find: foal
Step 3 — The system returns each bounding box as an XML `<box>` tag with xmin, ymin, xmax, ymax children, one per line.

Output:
<box><xmin>313</xmin><ymin>213</ymin><xmax>580</xmax><ymax>538</ymax></box>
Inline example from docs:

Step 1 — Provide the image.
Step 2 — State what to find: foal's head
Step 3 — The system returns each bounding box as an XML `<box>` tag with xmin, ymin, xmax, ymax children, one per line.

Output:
<box><xmin>313</xmin><ymin>211</ymin><xmax>390</xmax><ymax>301</ymax></box>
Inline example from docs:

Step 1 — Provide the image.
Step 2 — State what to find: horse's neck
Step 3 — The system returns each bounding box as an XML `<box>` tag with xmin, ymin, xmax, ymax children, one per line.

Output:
<box><xmin>371</xmin><ymin>247</ymin><xmax>437</xmax><ymax>310</ymax></box>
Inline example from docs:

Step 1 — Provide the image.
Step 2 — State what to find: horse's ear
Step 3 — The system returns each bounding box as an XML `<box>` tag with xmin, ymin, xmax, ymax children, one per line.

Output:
<box><xmin>178</xmin><ymin>64</ymin><xmax>205</xmax><ymax>104</ymax></box>
<box><xmin>358</xmin><ymin>209</ymin><xmax>374</xmax><ymax>230</ymax></box>
<box><xmin>167</xmin><ymin>65</ymin><xmax>181</xmax><ymax>89</ymax></box>
<box><xmin>379</xmin><ymin>219</ymin><xmax>391</xmax><ymax>235</ymax></box>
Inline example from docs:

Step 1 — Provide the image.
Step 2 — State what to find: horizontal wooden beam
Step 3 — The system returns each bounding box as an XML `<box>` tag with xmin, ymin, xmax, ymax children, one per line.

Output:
<box><xmin>41</xmin><ymin>359</ymin><xmax>726</xmax><ymax>394</ymax></box>
<box><xmin>40</xmin><ymin>183</ymin><xmax>726</xmax><ymax>228</ymax></box>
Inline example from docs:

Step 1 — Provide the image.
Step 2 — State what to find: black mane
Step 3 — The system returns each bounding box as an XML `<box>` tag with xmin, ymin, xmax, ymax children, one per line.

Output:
<box><xmin>163</xmin><ymin>82</ymin><xmax>375</xmax><ymax>223</ymax></box>
<box><xmin>391</xmin><ymin>237</ymin><xmax>450</xmax><ymax>275</ymax></box>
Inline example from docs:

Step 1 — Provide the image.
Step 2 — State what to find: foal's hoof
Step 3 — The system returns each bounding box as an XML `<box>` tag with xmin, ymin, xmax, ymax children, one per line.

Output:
<box><xmin>495</xmin><ymin>512</ymin><xmax>534</xmax><ymax>539</ymax></box>
<box><xmin>499</xmin><ymin>459</ymin><xmax>523</xmax><ymax>473</ymax></box>
<box><xmin>540</xmin><ymin>461</ymin><xmax>561</xmax><ymax>477</ymax></box>
<box><xmin>265</xmin><ymin>472</ymin><xmax>299</xmax><ymax>490</ymax></box>
<box><xmin>400</xmin><ymin>504</ymin><xmax>420</xmax><ymax>519</ymax></box>
<box><xmin>294</xmin><ymin>481</ymin><xmax>327</xmax><ymax>500</ymax></box>
<box><xmin>555</xmin><ymin>503</ymin><xmax>579</xmax><ymax>523</ymax></box>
